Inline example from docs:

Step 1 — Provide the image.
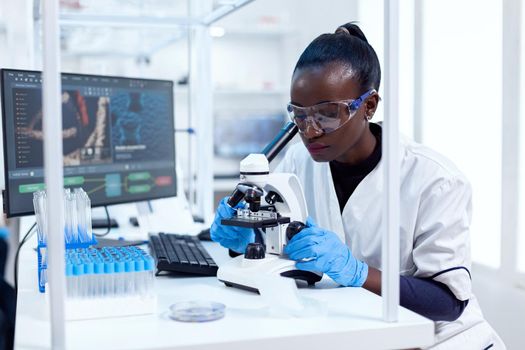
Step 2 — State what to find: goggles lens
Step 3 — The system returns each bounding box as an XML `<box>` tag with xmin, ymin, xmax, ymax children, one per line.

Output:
<box><xmin>286</xmin><ymin>89</ymin><xmax>376</xmax><ymax>134</ymax></box>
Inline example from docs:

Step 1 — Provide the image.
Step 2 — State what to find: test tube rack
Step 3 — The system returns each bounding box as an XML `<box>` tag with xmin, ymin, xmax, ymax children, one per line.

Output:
<box><xmin>37</xmin><ymin>238</ymin><xmax>97</xmax><ymax>293</ymax></box>
<box><xmin>38</xmin><ymin>242</ymin><xmax>158</xmax><ymax>320</ymax></box>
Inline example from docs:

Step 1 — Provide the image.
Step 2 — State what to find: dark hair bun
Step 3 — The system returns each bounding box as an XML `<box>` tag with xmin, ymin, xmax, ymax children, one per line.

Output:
<box><xmin>335</xmin><ymin>22</ymin><xmax>369</xmax><ymax>44</ymax></box>
<box><xmin>293</xmin><ymin>21</ymin><xmax>381</xmax><ymax>91</ymax></box>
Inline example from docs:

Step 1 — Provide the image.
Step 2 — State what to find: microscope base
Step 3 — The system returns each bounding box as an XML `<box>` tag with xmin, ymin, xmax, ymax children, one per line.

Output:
<box><xmin>217</xmin><ymin>254</ymin><xmax>322</xmax><ymax>293</ymax></box>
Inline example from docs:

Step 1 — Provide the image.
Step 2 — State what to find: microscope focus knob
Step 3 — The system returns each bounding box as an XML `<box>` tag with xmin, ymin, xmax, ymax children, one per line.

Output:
<box><xmin>244</xmin><ymin>243</ymin><xmax>265</xmax><ymax>259</ymax></box>
<box><xmin>286</xmin><ymin>221</ymin><xmax>306</xmax><ymax>241</ymax></box>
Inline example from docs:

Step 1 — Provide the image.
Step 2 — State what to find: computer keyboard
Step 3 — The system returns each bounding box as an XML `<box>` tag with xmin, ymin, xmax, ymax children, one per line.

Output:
<box><xmin>149</xmin><ymin>232</ymin><xmax>218</xmax><ymax>276</ymax></box>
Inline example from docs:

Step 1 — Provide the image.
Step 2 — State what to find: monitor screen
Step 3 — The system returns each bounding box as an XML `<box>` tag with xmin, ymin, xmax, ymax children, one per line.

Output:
<box><xmin>214</xmin><ymin>111</ymin><xmax>286</xmax><ymax>158</ymax></box>
<box><xmin>1</xmin><ymin>69</ymin><xmax>177</xmax><ymax>217</ymax></box>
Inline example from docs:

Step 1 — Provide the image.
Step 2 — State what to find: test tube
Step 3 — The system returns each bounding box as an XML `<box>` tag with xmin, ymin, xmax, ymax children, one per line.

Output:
<box><xmin>65</xmin><ymin>260</ymin><xmax>73</xmax><ymax>297</ymax></box>
<box><xmin>124</xmin><ymin>258</ymin><xmax>135</xmax><ymax>295</ymax></box>
<box><xmin>72</xmin><ymin>259</ymin><xmax>84</xmax><ymax>299</ymax></box>
<box><xmin>93</xmin><ymin>258</ymin><xmax>104</xmax><ymax>298</ymax></box>
<box><xmin>103</xmin><ymin>257</ymin><xmax>115</xmax><ymax>297</ymax></box>
<box><xmin>64</xmin><ymin>189</ymin><xmax>73</xmax><ymax>244</ymax></box>
<box><xmin>71</xmin><ymin>191</ymin><xmax>79</xmax><ymax>244</ymax></box>
<box><xmin>134</xmin><ymin>256</ymin><xmax>145</xmax><ymax>296</ymax></box>
<box><xmin>41</xmin><ymin>191</ymin><xmax>48</xmax><ymax>244</ymax></box>
<box><xmin>74</xmin><ymin>188</ymin><xmax>86</xmax><ymax>242</ymax></box>
<box><xmin>83</xmin><ymin>256</ymin><xmax>94</xmax><ymax>299</ymax></box>
<box><xmin>84</xmin><ymin>190</ymin><xmax>93</xmax><ymax>242</ymax></box>
<box><xmin>143</xmin><ymin>256</ymin><xmax>155</xmax><ymax>297</ymax></box>
<box><xmin>34</xmin><ymin>191</ymin><xmax>48</xmax><ymax>243</ymax></box>
<box><xmin>33</xmin><ymin>192</ymin><xmax>43</xmax><ymax>243</ymax></box>
<box><xmin>115</xmin><ymin>258</ymin><xmax>125</xmax><ymax>295</ymax></box>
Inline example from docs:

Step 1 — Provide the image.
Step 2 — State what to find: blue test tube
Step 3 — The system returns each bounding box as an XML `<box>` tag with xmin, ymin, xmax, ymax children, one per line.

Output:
<box><xmin>72</xmin><ymin>260</ymin><xmax>84</xmax><ymax>299</ymax></box>
<box><xmin>65</xmin><ymin>261</ymin><xmax>73</xmax><ymax>298</ymax></box>
<box><xmin>143</xmin><ymin>256</ymin><xmax>155</xmax><ymax>296</ymax></box>
<box><xmin>115</xmin><ymin>259</ymin><xmax>125</xmax><ymax>295</ymax></box>
<box><xmin>124</xmin><ymin>258</ymin><xmax>135</xmax><ymax>294</ymax></box>
<box><xmin>134</xmin><ymin>257</ymin><xmax>145</xmax><ymax>296</ymax></box>
<box><xmin>104</xmin><ymin>258</ymin><xmax>115</xmax><ymax>296</ymax></box>
<box><xmin>94</xmin><ymin>258</ymin><xmax>104</xmax><ymax>298</ymax></box>
<box><xmin>83</xmin><ymin>258</ymin><xmax>94</xmax><ymax>298</ymax></box>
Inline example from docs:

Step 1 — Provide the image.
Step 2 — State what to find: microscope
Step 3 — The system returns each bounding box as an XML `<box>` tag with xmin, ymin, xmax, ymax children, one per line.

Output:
<box><xmin>217</xmin><ymin>122</ymin><xmax>322</xmax><ymax>292</ymax></box>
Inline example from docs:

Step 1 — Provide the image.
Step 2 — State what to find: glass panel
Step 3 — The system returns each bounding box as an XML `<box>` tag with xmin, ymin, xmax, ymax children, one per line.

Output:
<box><xmin>358</xmin><ymin>0</ymin><xmax>415</xmax><ymax>137</ymax></box>
<box><xmin>518</xmin><ymin>1</ymin><xmax>525</xmax><ymax>273</ymax></box>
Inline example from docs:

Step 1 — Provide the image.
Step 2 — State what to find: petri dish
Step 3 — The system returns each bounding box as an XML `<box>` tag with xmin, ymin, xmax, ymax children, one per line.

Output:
<box><xmin>169</xmin><ymin>301</ymin><xmax>226</xmax><ymax>322</ymax></box>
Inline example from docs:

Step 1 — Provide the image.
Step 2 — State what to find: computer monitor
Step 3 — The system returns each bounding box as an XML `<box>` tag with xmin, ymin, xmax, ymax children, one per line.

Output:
<box><xmin>213</xmin><ymin>111</ymin><xmax>287</xmax><ymax>159</ymax></box>
<box><xmin>1</xmin><ymin>69</ymin><xmax>177</xmax><ymax>217</ymax></box>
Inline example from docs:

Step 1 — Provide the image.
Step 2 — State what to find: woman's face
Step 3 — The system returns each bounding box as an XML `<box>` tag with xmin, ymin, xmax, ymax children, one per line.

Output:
<box><xmin>290</xmin><ymin>62</ymin><xmax>378</xmax><ymax>163</ymax></box>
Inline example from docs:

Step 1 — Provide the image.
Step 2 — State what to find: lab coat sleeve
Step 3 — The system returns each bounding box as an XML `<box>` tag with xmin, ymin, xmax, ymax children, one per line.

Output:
<box><xmin>412</xmin><ymin>176</ymin><xmax>473</xmax><ymax>301</ymax></box>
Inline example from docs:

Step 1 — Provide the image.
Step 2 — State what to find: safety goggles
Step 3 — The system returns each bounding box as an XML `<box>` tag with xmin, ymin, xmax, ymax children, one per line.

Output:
<box><xmin>286</xmin><ymin>89</ymin><xmax>377</xmax><ymax>134</ymax></box>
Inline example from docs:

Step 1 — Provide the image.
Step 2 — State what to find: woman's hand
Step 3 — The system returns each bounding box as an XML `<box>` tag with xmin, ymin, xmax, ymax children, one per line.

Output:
<box><xmin>210</xmin><ymin>197</ymin><xmax>254</xmax><ymax>254</ymax></box>
<box><xmin>284</xmin><ymin>217</ymin><xmax>368</xmax><ymax>287</ymax></box>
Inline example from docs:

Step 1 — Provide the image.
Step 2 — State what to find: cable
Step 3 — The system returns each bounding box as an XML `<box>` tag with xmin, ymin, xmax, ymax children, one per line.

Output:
<box><xmin>14</xmin><ymin>222</ymin><xmax>37</xmax><ymax>295</ymax></box>
<box><xmin>93</xmin><ymin>205</ymin><xmax>111</xmax><ymax>237</ymax></box>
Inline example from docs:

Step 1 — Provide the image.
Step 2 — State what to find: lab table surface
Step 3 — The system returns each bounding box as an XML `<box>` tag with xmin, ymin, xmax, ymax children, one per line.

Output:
<box><xmin>15</xmin><ymin>234</ymin><xmax>434</xmax><ymax>350</ymax></box>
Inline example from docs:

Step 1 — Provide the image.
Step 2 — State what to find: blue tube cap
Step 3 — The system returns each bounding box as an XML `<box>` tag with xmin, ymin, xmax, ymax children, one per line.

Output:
<box><xmin>144</xmin><ymin>257</ymin><xmax>155</xmax><ymax>271</ymax></box>
<box><xmin>135</xmin><ymin>259</ymin><xmax>144</xmax><ymax>272</ymax></box>
<box><xmin>73</xmin><ymin>263</ymin><xmax>84</xmax><ymax>276</ymax></box>
<box><xmin>115</xmin><ymin>261</ymin><xmax>125</xmax><ymax>273</ymax></box>
<box><xmin>84</xmin><ymin>262</ymin><xmax>94</xmax><ymax>275</ymax></box>
<box><xmin>65</xmin><ymin>263</ymin><xmax>73</xmax><ymax>276</ymax></box>
<box><xmin>125</xmin><ymin>259</ymin><xmax>135</xmax><ymax>272</ymax></box>
<box><xmin>94</xmin><ymin>261</ymin><xmax>104</xmax><ymax>274</ymax></box>
<box><xmin>104</xmin><ymin>261</ymin><xmax>115</xmax><ymax>274</ymax></box>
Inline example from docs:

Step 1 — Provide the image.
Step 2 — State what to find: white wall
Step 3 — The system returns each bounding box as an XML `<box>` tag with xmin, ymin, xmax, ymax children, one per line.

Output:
<box><xmin>421</xmin><ymin>0</ymin><xmax>503</xmax><ymax>268</ymax></box>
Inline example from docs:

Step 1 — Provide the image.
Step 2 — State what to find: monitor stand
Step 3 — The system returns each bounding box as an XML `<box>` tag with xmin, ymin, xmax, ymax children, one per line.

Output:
<box><xmin>136</xmin><ymin>201</ymin><xmax>153</xmax><ymax>237</ymax></box>
<box><xmin>92</xmin><ymin>217</ymin><xmax>119</xmax><ymax>229</ymax></box>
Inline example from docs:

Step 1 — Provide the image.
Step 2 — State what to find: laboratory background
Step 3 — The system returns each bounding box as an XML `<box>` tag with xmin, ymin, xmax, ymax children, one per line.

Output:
<box><xmin>0</xmin><ymin>0</ymin><xmax>524</xmax><ymax>349</ymax></box>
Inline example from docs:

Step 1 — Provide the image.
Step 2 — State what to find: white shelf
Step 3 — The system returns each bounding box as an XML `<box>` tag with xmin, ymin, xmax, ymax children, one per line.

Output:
<box><xmin>56</xmin><ymin>1</ymin><xmax>255</xmax><ymax>27</ymax></box>
<box><xmin>217</xmin><ymin>27</ymin><xmax>292</xmax><ymax>39</ymax></box>
<box><xmin>36</xmin><ymin>0</ymin><xmax>256</xmax><ymax>59</ymax></box>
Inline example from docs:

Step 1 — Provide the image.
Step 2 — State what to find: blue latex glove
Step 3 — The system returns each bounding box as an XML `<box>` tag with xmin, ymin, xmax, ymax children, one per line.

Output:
<box><xmin>284</xmin><ymin>217</ymin><xmax>368</xmax><ymax>287</ymax></box>
<box><xmin>210</xmin><ymin>197</ymin><xmax>254</xmax><ymax>253</ymax></box>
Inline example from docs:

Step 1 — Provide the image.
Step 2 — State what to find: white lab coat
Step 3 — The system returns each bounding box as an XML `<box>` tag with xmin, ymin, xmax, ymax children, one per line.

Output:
<box><xmin>275</xmin><ymin>132</ymin><xmax>505</xmax><ymax>349</ymax></box>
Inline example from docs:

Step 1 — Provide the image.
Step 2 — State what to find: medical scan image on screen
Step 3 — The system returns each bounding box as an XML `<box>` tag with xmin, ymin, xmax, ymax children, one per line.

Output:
<box><xmin>14</xmin><ymin>89</ymin><xmax>112</xmax><ymax>167</ymax></box>
<box><xmin>1</xmin><ymin>70</ymin><xmax>177</xmax><ymax>217</ymax></box>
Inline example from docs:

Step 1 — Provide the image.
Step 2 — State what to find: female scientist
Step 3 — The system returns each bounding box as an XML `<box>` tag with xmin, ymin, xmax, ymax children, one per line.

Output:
<box><xmin>211</xmin><ymin>23</ymin><xmax>505</xmax><ymax>349</ymax></box>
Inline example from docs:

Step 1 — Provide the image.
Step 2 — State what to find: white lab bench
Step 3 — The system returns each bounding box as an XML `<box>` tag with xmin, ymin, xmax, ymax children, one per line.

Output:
<box><xmin>14</xmin><ymin>204</ymin><xmax>434</xmax><ymax>350</ymax></box>
<box><xmin>15</xmin><ymin>245</ymin><xmax>434</xmax><ymax>350</ymax></box>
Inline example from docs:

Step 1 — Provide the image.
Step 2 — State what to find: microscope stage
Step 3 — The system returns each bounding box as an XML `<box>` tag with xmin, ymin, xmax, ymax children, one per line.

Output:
<box><xmin>221</xmin><ymin>216</ymin><xmax>290</xmax><ymax>228</ymax></box>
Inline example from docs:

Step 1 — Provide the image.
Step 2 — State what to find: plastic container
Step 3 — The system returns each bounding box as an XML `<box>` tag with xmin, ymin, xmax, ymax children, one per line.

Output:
<box><xmin>169</xmin><ymin>301</ymin><xmax>226</xmax><ymax>322</ymax></box>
